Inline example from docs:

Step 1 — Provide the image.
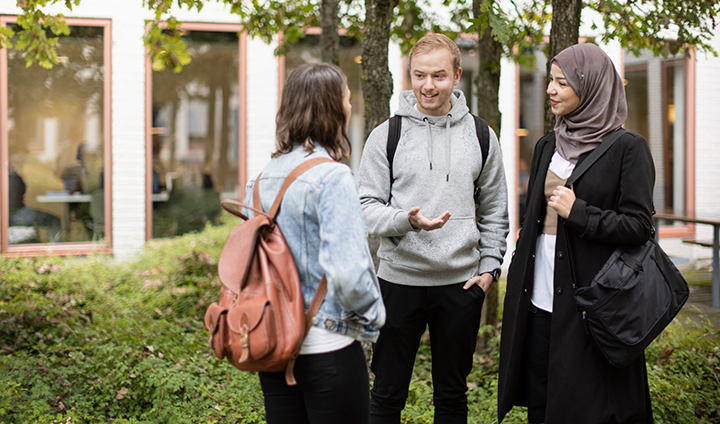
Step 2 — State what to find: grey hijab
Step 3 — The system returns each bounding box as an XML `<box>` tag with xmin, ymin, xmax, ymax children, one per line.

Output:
<box><xmin>552</xmin><ymin>43</ymin><xmax>627</xmax><ymax>163</ymax></box>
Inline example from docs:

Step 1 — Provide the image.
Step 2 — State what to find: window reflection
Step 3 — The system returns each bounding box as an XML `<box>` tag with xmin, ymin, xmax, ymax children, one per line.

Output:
<box><xmin>151</xmin><ymin>30</ymin><xmax>239</xmax><ymax>238</ymax></box>
<box><xmin>624</xmin><ymin>52</ymin><xmax>686</xmax><ymax>216</ymax></box>
<box><xmin>7</xmin><ymin>25</ymin><xmax>105</xmax><ymax>244</ymax></box>
<box><xmin>518</xmin><ymin>48</ymin><xmax>548</xmax><ymax>224</ymax></box>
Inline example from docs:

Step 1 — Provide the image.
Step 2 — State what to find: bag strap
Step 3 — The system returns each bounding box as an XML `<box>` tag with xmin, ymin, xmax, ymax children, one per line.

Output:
<box><xmin>220</xmin><ymin>157</ymin><xmax>332</xmax><ymax>221</ymax></box>
<box><xmin>251</xmin><ymin>157</ymin><xmax>333</xmax><ymax>219</ymax></box>
<box><xmin>304</xmin><ymin>275</ymin><xmax>328</xmax><ymax>336</ymax></box>
<box><xmin>285</xmin><ymin>275</ymin><xmax>328</xmax><ymax>385</ymax></box>
<box><xmin>562</xmin><ymin>129</ymin><xmax>626</xmax><ymax>290</ymax></box>
<box><xmin>565</xmin><ymin>128</ymin><xmax>626</xmax><ymax>188</ymax></box>
<box><xmin>220</xmin><ymin>199</ymin><xmax>267</xmax><ymax>221</ymax></box>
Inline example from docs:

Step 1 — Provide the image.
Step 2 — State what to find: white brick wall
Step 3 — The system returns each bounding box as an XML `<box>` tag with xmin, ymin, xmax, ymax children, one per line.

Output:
<box><xmin>693</xmin><ymin>32</ymin><xmax>720</xmax><ymax>256</ymax></box>
<box><xmin>108</xmin><ymin>7</ymin><xmax>149</xmax><ymax>261</ymax></box>
<box><xmin>246</xmin><ymin>38</ymin><xmax>279</xmax><ymax>182</ymax></box>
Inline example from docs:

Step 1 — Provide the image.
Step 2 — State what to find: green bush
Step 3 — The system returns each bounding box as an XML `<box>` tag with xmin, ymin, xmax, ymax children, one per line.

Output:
<box><xmin>1</xmin><ymin>224</ymin><xmax>719</xmax><ymax>423</ymax></box>
<box><xmin>0</xmin><ymin>222</ymin><xmax>265</xmax><ymax>424</ymax></box>
<box><xmin>402</xmin><ymin>289</ymin><xmax>720</xmax><ymax>424</ymax></box>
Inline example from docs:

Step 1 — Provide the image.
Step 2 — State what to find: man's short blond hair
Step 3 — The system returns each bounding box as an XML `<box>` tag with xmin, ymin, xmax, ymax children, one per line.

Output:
<box><xmin>408</xmin><ymin>33</ymin><xmax>462</xmax><ymax>74</ymax></box>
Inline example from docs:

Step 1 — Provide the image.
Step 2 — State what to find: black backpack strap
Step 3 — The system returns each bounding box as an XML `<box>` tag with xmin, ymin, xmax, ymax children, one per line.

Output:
<box><xmin>387</xmin><ymin>114</ymin><xmax>488</xmax><ymax>187</ymax></box>
<box><xmin>472</xmin><ymin>114</ymin><xmax>490</xmax><ymax>172</ymax></box>
<box><xmin>386</xmin><ymin>115</ymin><xmax>402</xmax><ymax>184</ymax></box>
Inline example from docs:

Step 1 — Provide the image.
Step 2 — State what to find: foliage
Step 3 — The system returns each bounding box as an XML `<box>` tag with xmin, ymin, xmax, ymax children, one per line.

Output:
<box><xmin>0</xmin><ymin>222</ymin><xmax>266</xmax><ymax>423</ymax></box>
<box><xmin>1</xmin><ymin>0</ymin><xmax>78</xmax><ymax>69</ymax></box>
<box><xmin>142</xmin><ymin>0</ymin><xmax>204</xmax><ymax>71</ymax></box>
<box><xmin>229</xmin><ymin>0</ymin><xmax>322</xmax><ymax>56</ymax></box>
<box><xmin>402</xmin><ymin>301</ymin><xmax>720</xmax><ymax>423</ymax></box>
<box><xmin>390</xmin><ymin>0</ymin><xmax>455</xmax><ymax>55</ymax></box>
<box><xmin>3</xmin><ymin>0</ymin><xmax>720</xmax><ymax>74</ymax></box>
<box><xmin>587</xmin><ymin>0</ymin><xmax>719</xmax><ymax>57</ymax></box>
<box><xmin>442</xmin><ymin>0</ymin><xmax>550</xmax><ymax>71</ymax></box>
<box><xmin>645</xmin><ymin>313</ymin><xmax>720</xmax><ymax>423</ymax></box>
<box><xmin>1</xmin><ymin>226</ymin><xmax>720</xmax><ymax>423</ymax></box>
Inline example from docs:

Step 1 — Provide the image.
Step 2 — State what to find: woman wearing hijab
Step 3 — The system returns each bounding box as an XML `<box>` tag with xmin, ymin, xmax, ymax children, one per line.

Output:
<box><xmin>498</xmin><ymin>43</ymin><xmax>656</xmax><ymax>423</ymax></box>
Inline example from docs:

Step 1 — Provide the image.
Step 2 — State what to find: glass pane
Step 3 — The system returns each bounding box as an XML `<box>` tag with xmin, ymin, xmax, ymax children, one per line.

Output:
<box><xmin>151</xmin><ymin>30</ymin><xmax>239</xmax><ymax>238</ymax></box>
<box><xmin>284</xmin><ymin>35</ymin><xmax>364</xmax><ymax>171</ymax></box>
<box><xmin>7</xmin><ymin>25</ymin><xmax>105</xmax><ymax>244</ymax></box>
<box><xmin>518</xmin><ymin>49</ymin><xmax>548</xmax><ymax>223</ymax></box>
<box><xmin>663</xmin><ymin>62</ymin><xmax>685</xmax><ymax>213</ymax></box>
<box><xmin>624</xmin><ymin>67</ymin><xmax>649</xmax><ymax>139</ymax></box>
<box><xmin>625</xmin><ymin>52</ymin><xmax>686</xmax><ymax>221</ymax></box>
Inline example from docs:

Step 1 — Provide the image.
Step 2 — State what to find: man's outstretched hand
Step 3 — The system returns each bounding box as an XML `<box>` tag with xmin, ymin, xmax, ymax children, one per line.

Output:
<box><xmin>408</xmin><ymin>207</ymin><xmax>451</xmax><ymax>231</ymax></box>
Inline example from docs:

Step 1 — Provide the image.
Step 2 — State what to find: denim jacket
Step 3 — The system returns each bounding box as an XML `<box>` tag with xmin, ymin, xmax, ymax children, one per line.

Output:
<box><xmin>244</xmin><ymin>144</ymin><xmax>385</xmax><ymax>342</ymax></box>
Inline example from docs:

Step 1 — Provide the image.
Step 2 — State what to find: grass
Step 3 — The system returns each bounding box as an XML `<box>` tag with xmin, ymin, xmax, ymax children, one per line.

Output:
<box><xmin>1</xmin><ymin>222</ymin><xmax>719</xmax><ymax>423</ymax></box>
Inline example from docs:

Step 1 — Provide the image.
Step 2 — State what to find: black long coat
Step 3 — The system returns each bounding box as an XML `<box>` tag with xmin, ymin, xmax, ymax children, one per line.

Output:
<box><xmin>498</xmin><ymin>131</ymin><xmax>656</xmax><ymax>424</ymax></box>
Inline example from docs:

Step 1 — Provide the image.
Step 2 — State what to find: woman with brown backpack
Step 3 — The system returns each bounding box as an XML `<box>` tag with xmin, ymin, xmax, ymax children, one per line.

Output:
<box><xmin>247</xmin><ymin>63</ymin><xmax>385</xmax><ymax>424</ymax></box>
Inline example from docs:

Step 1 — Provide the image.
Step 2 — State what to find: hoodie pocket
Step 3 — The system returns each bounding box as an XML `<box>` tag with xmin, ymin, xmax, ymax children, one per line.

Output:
<box><xmin>386</xmin><ymin>218</ymin><xmax>480</xmax><ymax>271</ymax></box>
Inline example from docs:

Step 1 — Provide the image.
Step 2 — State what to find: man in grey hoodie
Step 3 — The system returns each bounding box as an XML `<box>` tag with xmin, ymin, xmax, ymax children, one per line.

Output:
<box><xmin>357</xmin><ymin>34</ymin><xmax>509</xmax><ymax>424</ymax></box>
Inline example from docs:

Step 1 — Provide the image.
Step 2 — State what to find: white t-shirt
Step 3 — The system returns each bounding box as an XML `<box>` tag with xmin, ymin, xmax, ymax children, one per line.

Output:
<box><xmin>299</xmin><ymin>325</ymin><xmax>354</xmax><ymax>355</ymax></box>
<box><xmin>531</xmin><ymin>152</ymin><xmax>575</xmax><ymax>313</ymax></box>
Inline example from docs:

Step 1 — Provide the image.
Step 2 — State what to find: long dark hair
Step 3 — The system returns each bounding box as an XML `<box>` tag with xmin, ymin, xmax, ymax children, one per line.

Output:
<box><xmin>273</xmin><ymin>63</ymin><xmax>351</xmax><ymax>161</ymax></box>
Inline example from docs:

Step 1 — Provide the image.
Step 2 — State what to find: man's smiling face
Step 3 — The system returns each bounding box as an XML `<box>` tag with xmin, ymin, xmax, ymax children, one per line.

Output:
<box><xmin>410</xmin><ymin>48</ymin><xmax>462</xmax><ymax>117</ymax></box>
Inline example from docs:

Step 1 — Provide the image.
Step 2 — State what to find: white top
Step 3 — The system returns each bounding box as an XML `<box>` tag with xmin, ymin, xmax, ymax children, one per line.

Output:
<box><xmin>531</xmin><ymin>152</ymin><xmax>575</xmax><ymax>313</ymax></box>
<box><xmin>299</xmin><ymin>325</ymin><xmax>354</xmax><ymax>355</ymax></box>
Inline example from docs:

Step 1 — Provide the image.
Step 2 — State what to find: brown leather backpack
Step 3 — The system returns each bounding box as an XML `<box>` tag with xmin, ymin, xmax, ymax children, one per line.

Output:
<box><xmin>204</xmin><ymin>158</ymin><xmax>330</xmax><ymax>385</ymax></box>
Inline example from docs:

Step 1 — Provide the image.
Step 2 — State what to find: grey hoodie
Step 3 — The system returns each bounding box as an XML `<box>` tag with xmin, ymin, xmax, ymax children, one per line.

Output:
<box><xmin>357</xmin><ymin>89</ymin><xmax>509</xmax><ymax>286</ymax></box>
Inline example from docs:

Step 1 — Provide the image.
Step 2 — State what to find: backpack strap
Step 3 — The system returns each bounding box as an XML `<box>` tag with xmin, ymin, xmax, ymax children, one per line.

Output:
<box><xmin>473</xmin><ymin>114</ymin><xmax>490</xmax><ymax>172</ymax></box>
<box><xmin>387</xmin><ymin>115</ymin><xmax>402</xmax><ymax>184</ymax></box>
<box><xmin>386</xmin><ymin>114</ymin><xmax>490</xmax><ymax>187</ymax></box>
<box><xmin>252</xmin><ymin>157</ymin><xmax>333</xmax><ymax>219</ymax></box>
<box><xmin>284</xmin><ymin>274</ymin><xmax>328</xmax><ymax>385</ymax></box>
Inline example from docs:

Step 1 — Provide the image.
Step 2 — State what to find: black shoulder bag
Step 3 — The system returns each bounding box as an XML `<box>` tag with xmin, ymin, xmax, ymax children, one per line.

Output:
<box><xmin>563</xmin><ymin>129</ymin><xmax>689</xmax><ymax>368</ymax></box>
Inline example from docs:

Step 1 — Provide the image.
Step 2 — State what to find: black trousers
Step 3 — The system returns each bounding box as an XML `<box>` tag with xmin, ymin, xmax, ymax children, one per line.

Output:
<box><xmin>518</xmin><ymin>305</ymin><xmax>552</xmax><ymax>424</ymax></box>
<box><xmin>259</xmin><ymin>341</ymin><xmax>370</xmax><ymax>424</ymax></box>
<box><xmin>370</xmin><ymin>279</ymin><xmax>485</xmax><ymax>424</ymax></box>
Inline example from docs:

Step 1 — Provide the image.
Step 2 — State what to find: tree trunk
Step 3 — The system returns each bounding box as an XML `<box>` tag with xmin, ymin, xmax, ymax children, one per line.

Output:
<box><xmin>474</xmin><ymin>0</ymin><xmax>502</xmax><ymax>135</ymax></box>
<box><xmin>473</xmin><ymin>0</ymin><xmax>503</xmax><ymax>351</ymax></box>
<box><xmin>543</xmin><ymin>0</ymin><xmax>582</xmax><ymax>135</ymax></box>
<box><xmin>362</xmin><ymin>0</ymin><xmax>398</xmax><ymax>141</ymax></box>
<box><xmin>320</xmin><ymin>0</ymin><xmax>340</xmax><ymax>65</ymax></box>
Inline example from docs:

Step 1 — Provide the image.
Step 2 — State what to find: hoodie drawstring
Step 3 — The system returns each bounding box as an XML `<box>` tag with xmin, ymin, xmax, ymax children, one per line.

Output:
<box><xmin>424</xmin><ymin>117</ymin><xmax>433</xmax><ymax>170</ymax></box>
<box><xmin>445</xmin><ymin>114</ymin><xmax>452</xmax><ymax>182</ymax></box>
<box><xmin>424</xmin><ymin>115</ymin><xmax>453</xmax><ymax>181</ymax></box>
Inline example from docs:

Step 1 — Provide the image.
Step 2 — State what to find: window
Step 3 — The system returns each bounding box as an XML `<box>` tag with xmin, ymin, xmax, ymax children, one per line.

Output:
<box><xmin>624</xmin><ymin>51</ymin><xmax>693</xmax><ymax>228</ymax></box>
<box><xmin>516</xmin><ymin>48</ymin><xmax>548</xmax><ymax>225</ymax></box>
<box><xmin>1</xmin><ymin>18</ymin><xmax>111</xmax><ymax>254</ymax></box>
<box><xmin>147</xmin><ymin>26</ymin><xmax>244</xmax><ymax>239</ymax></box>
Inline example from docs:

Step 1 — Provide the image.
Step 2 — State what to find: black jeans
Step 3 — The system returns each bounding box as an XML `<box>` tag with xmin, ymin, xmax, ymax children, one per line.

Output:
<box><xmin>370</xmin><ymin>279</ymin><xmax>485</xmax><ymax>424</ymax></box>
<box><xmin>519</xmin><ymin>305</ymin><xmax>552</xmax><ymax>424</ymax></box>
<box><xmin>259</xmin><ymin>341</ymin><xmax>370</xmax><ymax>424</ymax></box>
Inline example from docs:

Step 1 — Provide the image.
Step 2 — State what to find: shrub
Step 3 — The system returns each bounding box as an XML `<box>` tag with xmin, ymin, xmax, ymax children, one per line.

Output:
<box><xmin>0</xmin><ymin>222</ymin><xmax>266</xmax><ymax>424</ymax></box>
<box><xmin>1</xmin><ymin>225</ymin><xmax>718</xmax><ymax>424</ymax></box>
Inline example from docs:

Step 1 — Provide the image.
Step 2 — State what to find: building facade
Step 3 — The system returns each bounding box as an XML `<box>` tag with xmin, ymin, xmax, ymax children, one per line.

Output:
<box><xmin>1</xmin><ymin>1</ymin><xmax>718</xmax><ymax>265</ymax></box>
